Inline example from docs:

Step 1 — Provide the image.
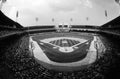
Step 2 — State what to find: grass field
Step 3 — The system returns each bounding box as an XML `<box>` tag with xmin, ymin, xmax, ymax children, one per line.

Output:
<box><xmin>31</xmin><ymin>32</ymin><xmax>93</xmax><ymax>42</ymax></box>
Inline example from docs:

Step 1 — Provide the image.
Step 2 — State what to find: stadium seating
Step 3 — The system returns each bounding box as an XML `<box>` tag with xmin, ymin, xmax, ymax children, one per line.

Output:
<box><xmin>0</xmin><ymin>25</ymin><xmax>120</xmax><ymax>79</ymax></box>
<box><xmin>0</xmin><ymin>32</ymin><xmax>119</xmax><ymax>79</ymax></box>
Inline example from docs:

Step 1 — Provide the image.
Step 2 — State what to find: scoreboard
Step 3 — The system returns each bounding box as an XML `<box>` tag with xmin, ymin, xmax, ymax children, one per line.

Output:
<box><xmin>55</xmin><ymin>23</ymin><xmax>71</xmax><ymax>32</ymax></box>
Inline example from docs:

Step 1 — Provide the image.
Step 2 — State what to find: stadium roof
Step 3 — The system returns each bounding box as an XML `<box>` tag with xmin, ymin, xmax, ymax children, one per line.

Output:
<box><xmin>0</xmin><ymin>11</ymin><xmax>23</xmax><ymax>28</ymax></box>
<box><xmin>101</xmin><ymin>15</ymin><xmax>120</xmax><ymax>27</ymax></box>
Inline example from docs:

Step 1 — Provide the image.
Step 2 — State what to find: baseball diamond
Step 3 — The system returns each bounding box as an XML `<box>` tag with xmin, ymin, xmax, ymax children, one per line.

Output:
<box><xmin>29</xmin><ymin>32</ymin><xmax>106</xmax><ymax>71</ymax></box>
<box><xmin>0</xmin><ymin>1</ymin><xmax>120</xmax><ymax>78</ymax></box>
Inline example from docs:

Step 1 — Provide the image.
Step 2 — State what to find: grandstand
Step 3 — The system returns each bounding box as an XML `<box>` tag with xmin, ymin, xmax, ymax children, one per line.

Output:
<box><xmin>100</xmin><ymin>15</ymin><xmax>120</xmax><ymax>35</ymax></box>
<box><xmin>0</xmin><ymin>22</ymin><xmax>120</xmax><ymax>79</ymax></box>
<box><xmin>0</xmin><ymin>29</ymin><xmax>119</xmax><ymax>79</ymax></box>
<box><xmin>0</xmin><ymin>4</ymin><xmax>120</xmax><ymax>79</ymax></box>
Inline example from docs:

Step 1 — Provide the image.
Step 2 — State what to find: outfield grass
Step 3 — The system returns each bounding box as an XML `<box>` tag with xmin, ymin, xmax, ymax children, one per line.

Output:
<box><xmin>31</xmin><ymin>32</ymin><xmax>93</xmax><ymax>42</ymax></box>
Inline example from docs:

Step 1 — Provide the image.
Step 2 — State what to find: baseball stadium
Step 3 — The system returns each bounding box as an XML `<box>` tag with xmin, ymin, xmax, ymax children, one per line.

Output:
<box><xmin>0</xmin><ymin>0</ymin><xmax>120</xmax><ymax>79</ymax></box>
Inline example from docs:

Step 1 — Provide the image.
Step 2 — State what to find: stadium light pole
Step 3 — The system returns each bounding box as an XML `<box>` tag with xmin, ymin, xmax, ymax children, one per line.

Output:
<box><xmin>86</xmin><ymin>17</ymin><xmax>89</xmax><ymax>21</ymax></box>
<box><xmin>52</xmin><ymin>18</ymin><xmax>55</xmax><ymax>25</ymax></box>
<box><xmin>52</xmin><ymin>18</ymin><xmax>54</xmax><ymax>22</ymax></box>
<box><xmin>105</xmin><ymin>10</ymin><xmax>108</xmax><ymax>17</ymax></box>
<box><xmin>35</xmin><ymin>17</ymin><xmax>39</xmax><ymax>25</ymax></box>
<box><xmin>16</xmin><ymin>11</ymin><xmax>19</xmax><ymax>23</ymax></box>
<box><xmin>104</xmin><ymin>10</ymin><xmax>108</xmax><ymax>22</ymax></box>
<box><xmin>70</xmin><ymin>18</ymin><xmax>73</xmax><ymax>25</ymax></box>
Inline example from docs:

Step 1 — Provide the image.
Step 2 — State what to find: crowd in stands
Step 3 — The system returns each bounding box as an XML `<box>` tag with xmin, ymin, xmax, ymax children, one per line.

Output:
<box><xmin>0</xmin><ymin>32</ymin><xmax>119</xmax><ymax>79</ymax></box>
<box><xmin>0</xmin><ymin>29</ymin><xmax>120</xmax><ymax>79</ymax></box>
<box><xmin>99</xmin><ymin>26</ymin><xmax>120</xmax><ymax>36</ymax></box>
<box><xmin>0</xmin><ymin>26</ymin><xmax>25</xmax><ymax>39</ymax></box>
<box><xmin>106</xmin><ymin>30</ymin><xmax>120</xmax><ymax>35</ymax></box>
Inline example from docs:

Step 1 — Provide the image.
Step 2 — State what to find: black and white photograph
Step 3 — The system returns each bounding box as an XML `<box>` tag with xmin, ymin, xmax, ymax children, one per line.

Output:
<box><xmin>0</xmin><ymin>0</ymin><xmax>120</xmax><ymax>79</ymax></box>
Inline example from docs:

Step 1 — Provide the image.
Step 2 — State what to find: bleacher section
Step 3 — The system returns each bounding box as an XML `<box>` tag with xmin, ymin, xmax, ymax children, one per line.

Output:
<box><xmin>0</xmin><ymin>25</ymin><xmax>25</xmax><ymax>39</ymax></box>
<box><xmin>0</xmin><ymin>9</ymin><xmax>120</xmax><ymax>79</ymax></box>
<box><xmin>0</xmin><ymin>24</ymin><xmax>120</xmax><ymax>79</ymax></box>
<box><xmin>23</xmin><ymin>25</ymin><xmax>56</xmax><ymax>34</ymax></box>
<box><xmin>0</xmin><ymin>32</ymin><xmax>119</xmax><ymax>79</ymax></box>
<box><xmin>100</xmin><ymin>16</ymin><xmax>120</xmax><ymax>35</ymax></box>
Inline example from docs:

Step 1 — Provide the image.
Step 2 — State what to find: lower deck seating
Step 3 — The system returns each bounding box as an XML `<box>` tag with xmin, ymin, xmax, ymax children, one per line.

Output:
<box><xmin>0</xmin><ymin>32</ymin><xmax>120</xmax><ymax>79</ymax></box>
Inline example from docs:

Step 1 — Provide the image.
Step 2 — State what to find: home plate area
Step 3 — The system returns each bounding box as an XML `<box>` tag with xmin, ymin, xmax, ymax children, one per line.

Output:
<box><xmin>29</xmin><ymin>33</ymin><xmax>105</xmax><ymax>71</ymax></box>
<box><xmin>41</xmin><ymin>37</ymin><xmax>88</xmax><ymax>53</ymax></box>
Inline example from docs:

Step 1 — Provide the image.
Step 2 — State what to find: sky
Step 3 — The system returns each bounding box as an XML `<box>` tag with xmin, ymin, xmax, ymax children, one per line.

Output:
<box><xmin>1</xmin><ymin>0</ymin><xmax>120</xmax><ymax>26</ymax></box>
